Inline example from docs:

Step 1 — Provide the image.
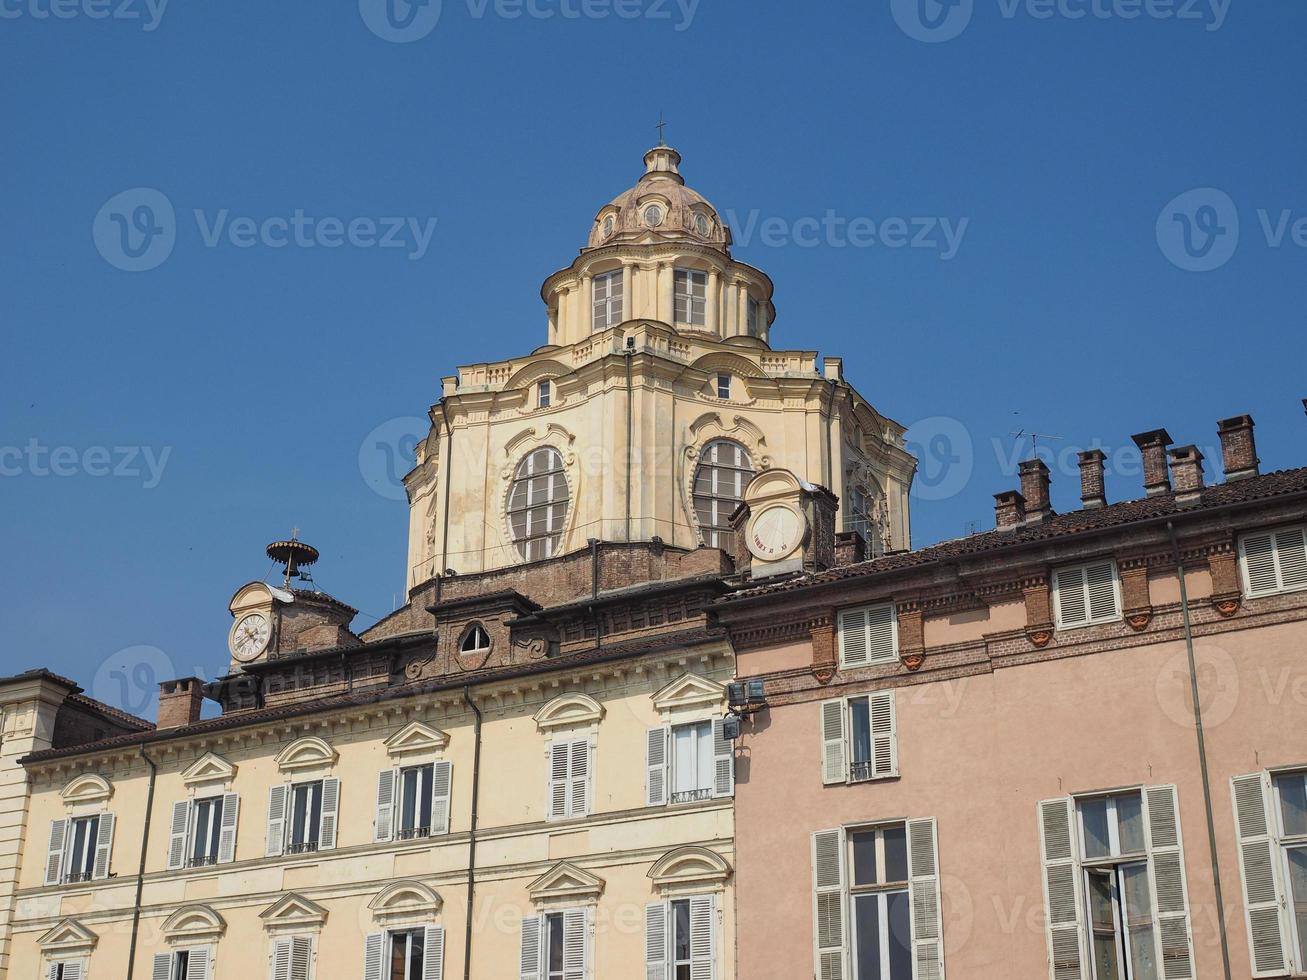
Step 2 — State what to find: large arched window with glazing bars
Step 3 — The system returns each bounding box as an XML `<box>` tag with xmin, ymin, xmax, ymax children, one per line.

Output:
<box><xmin>691</xmin><ymin>440</ymin><xmax>754</xmax><ymax>548</ymax></box>
<box><xmin>508</xmin><ymin>447</ymin><xmax>569</xmax><ymax>560</ymax></box>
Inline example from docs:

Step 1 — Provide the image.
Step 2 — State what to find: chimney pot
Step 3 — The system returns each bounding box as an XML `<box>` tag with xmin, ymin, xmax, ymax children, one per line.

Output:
<box><xmin>994</xmin><ymin>490</ymin><xmax>1026</xmax><ymax>530</ymax></box>
<box><xmin>1018</xmin><ymin>459</ymin><xmax>1053</xmax><ymax>521</ymax></box>
<box><xmin>1078</xmin><ymin>449</ymin><xmax>1108</xmax><ymax>509</ymax></box>
<box><xmin>1131</xmin><ymin>428</ymin><xmax>1174</xmax><ymax>497</ymax></box>
<box><xmin>1169</xmin><ymin>445</ymin><xmax>1206</xmax><ymax>503</ymax></box>
<box><xmin>1217</xmin><ymin>414</ymin><xmax>1259</xmax><ymax>481</ymax></box>
<box><xmin>157</xmin><ymin>677</ymin><xmax>204</xmax><ymax>729</ymax></box>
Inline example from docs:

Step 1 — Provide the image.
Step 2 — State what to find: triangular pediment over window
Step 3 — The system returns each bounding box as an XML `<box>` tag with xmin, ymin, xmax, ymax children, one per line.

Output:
<box><xmin>38</xmin><ymin>918</ymin><xmax>98</xmax><ymax>956</ymax></box>
<box><xmin>651</xmin><ymin>672</ymin><xmax>726</xmax><ymax>714</ymax></box>
<box><xmin>260</xmin><ymin>893</ymin><xmax>329</xmax><ymax>932</ymax></box>
<box><xmin>181</xmin><ymin>752</ymin><xmax>237</xmax><ymax>788</ymax></box>
<box><xmin>527</xmin><ymin>861</ymin><xmax>606</xmax><ymax>905</ymax></box>
<box><xmin>384</xmin><ymin>721</ymin><xmax>450</xmax><ymax>758</ymax></box>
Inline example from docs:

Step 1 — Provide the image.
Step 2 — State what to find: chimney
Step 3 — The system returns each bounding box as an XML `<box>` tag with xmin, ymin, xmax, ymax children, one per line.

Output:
<box><xmin>834</xmin><ymin>530</ymin><xmax>866</xmax><ymax>567</ymax></box>
<box><xmin>1169</xmin><ymin>445</ymin><xmax>1206</xmax><ymax>503</ymax></box>
<box><xmin>995</xmin><ymin>490</ymin><xmax>1026</xmax><ymax>530</ymax></box>
<box><xmin>157</xmin><ymin>678</ymin><xmax>204</xmax><ymax>729</ymax></box>
<box><xmin>1078</xmin><ymin>449</ymin><xmax>1107</xmax><ymax>509</ymax></box>
<box><xmin>1131</xmin><ymin>429</ymin><xmax>1174</xmax><ymax>497</ymax></box>
<box><xmin>1018</xmin><ymin>459</ymin><xmax>1053</xmax><ymax>521</ymax></box>
<box><xmin>1217</xmin><ymin>415</ymin><xmax>1259</xmax><ymax>481</ymax></box>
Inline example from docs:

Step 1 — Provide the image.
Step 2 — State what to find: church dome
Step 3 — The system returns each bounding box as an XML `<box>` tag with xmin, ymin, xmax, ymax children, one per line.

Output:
<box><xmin>586</xmin><ymin>145</ymin><xmax>731</xmax><ymax>254</ymax></box>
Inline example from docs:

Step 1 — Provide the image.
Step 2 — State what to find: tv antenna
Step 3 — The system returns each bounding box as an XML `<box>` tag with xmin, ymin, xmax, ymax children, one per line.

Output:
<box><xmin>1009</xmin><ymin>427</ymin><xmax>1064</xmax><ymax>457</ymax></box>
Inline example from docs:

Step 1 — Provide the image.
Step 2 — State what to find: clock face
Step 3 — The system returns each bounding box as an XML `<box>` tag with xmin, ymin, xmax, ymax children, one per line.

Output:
<box><xmin>230</xmin><ymin>612</ymin><xmax>271</xmax><ymax>662</ymax></box>
<box><xmin>747</xmin><ymin>505</ymin><xmax>806</xmax><ymax>562</ymax></box>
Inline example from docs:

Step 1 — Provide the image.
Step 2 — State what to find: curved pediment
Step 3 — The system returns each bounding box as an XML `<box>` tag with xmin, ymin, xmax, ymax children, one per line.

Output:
<box><xmin>61</xmin><ymin>773</ymin><xmax>113</xmax><ymax>805</ymax></box>
<box><xmin>505</xmin><ymin>358</ymin><xmax>571</xmax><ymax>391</ymax></box>
<box><xmin>648</xmin><ymin>846</ymin><xmax>733</xmax><ymax>892</ymax></box>
<box><xmin>652</xmin><ymin>672</ymin><xmax>726</xmax><ymax>714</ymax></box>
<box><xmin>533</xmin><ymin>693</ymin><xmax>605</xmax><ymax>732</ymax></box>
<box><xmin>38</xmin><ymin>918</ymin><xmax>98</xmax><ymax>955</ymax></box>
<box><xmin>688</xmin><ymin>351</ymin><xmax>768</xmax><ymax>380</ymax></box>
<box><xmin>181</xmin><ymin>752</ymin><xmax>237</xmax><ymax>788</ymax></box>
<box><xmin>275</xmin><ymin>736</ymin><xmax>339</xmax><ymax>773</ymax></box>
<box><xmin>384</xmin><ymin>721</ymin><xmax>450</xmax><ymax>758</ymax></box>
<box><xmin>368</xmin><ymin>880</ymin><xmax>443</xmax><ymax>924</ymax></box>
<box><xmin>162</xmin><ymin>905</ymin><xmax>227</xmax><ymax>944</ymax></box>
<box><xmin>527</xmin><ymin>861</ymin><xmax>605</xmax><ymax>905</ymax></box>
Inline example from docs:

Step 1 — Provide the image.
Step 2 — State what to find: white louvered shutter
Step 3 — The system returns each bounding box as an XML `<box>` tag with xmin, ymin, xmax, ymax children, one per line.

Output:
<box><xmin>319</xmin><ymin>777</ymin><xmax>340</xmax><ymax>849</ymax></box>
<box><xmin>272</xmin><ymin>939</ymin><xmax>292</xmax><ymax>980</ymax></box>
<box><xmin>689</xmin><ymin>894</ymin><xmax>716</xmax><ymax>980</ymax></box>
<box><xmin>187</xmin><ymin>947</ymin><xmax>210</xmax><ymax>980</ymax></box>
<box><xmin>167</xmin><ymin>800</ymin><xmax>191</xmax><ymax>871</ymax></box>
<box><xmin>151</xmin><ymin>952</ymin><xmax>172</xmax><ymax>980</ymax></box>
<box><xmin>820</xmin><ymin>700</ymin><xmax>848</xmax><ymax>785</ymax></box>
<box><xmin>811</xmin><ymin>828</ymin><xmax>847</xmax><ymax>980</ymax></box>
<box><xmin>1039</xmin><ymin>797</ymin><xmax>1087</xmax><ymax>980</ymax></box>
<box><xmin>92</xmin><ymin>812</ymin><xmax>115</xmax><ymax>880</ymax></box>
<box><xmin>869</xmin><ymin>690</ymin><xmax>898</xmax><ymax>779</ymax></box>
<box><xmin>1143</xmin><ymin>785</ymin><xmax>1194</xmax><ymax>979</ymax></box>
<box><xmin>375</xmin><ymin>769</ymin><xmax>397</xmax><ymax>842</ymax></box>
<box><xmin>423</xmin><ymin>925</ymin><xmax>444</xmax><ymax>980</ymax></box>
<box><xmin>45</xmin><ymin>818</ymin><xmax>69</xmax><ymax>886</ymax></box>
<box><xmin>1054</xmin><ymin>566</ymin><xmax>1089</xmax><ymax>628</ymax></box>
<box><xmin>1276</xmin><ymin>527</ymin><xmax>1307</xmax><ymax>590</ymax></box>
<box><xmin>569</xmin><ymin>741</ymin><xmax>590</xmax><ymax>817</ymax></box>
<box><xmin>645</xmin><ymin>902</ymin><xmax>670</xmax><ymax>980</ymax></box>
<box><xmin>47</xmin><ymin>963</ymin><xmax>59</xmax><ymax>980</ymax></box>
<box><xmin>217</xmin><ymin>792</ymin><xmax>240</xmax><ymax>864</ymax></box>
<box><xmin>838</xmin><ymin>607</ymin><xmax>868</xmax><ymax>666</ymax></box>
<box><xmin>908</xmin><ymin>817</ymin><xmax>945</xmax><ymax>980</ymax></box>
<box><xmin>519</xmin><ymin>916</ymin><xmax>542</xmax><ymax>980</ymax></box>
<box><xmin>60</xmin><ymin>962</ymin><xmax>84</xmax><ymax>980</ymax></box>
<box><xmin>290</xmin><ymin>937</ymin><xmax>313</xmax><ymax>980</ymax></box>
<box><xmin>363</xmin><ymin>933</ymin><xmax>385</xmax><ymax>980</ymax></box>
<box><xmin>866</xmin><ymin>603</ymin><xmax>897</xmax><ymax>661</ymax></box>
<box><xmin>712</xmin><ymin>718</ymin><xmax>734</xmax><ymax>798</ymax></box>
<box><xmin>267</xmin><ymin>784</ymin><xmax>289</xmax><ymax>857</ymax></box>
<box><xmin>1084</xmin><ymin>560</ymin><xmax>1119</xmax><ymax>621</ymax></box>
<box><xmin>1241</xmin><ymin>532</ymin><xmax>1280</xmax><ymax>596</ymax></box>
<box><xmin>431</xmin><ymin>761</ymin><xmax>453</xmax><ymax>834</ymax></box>
<box><xmin>562</xmin><ymin>907</ymin><xmax>588</xmax><ymax>980</ymax></box>
<box><xmin>1232</xmin><ymin>772</ymin><xmax>1290</xmax><ymax>976</ymax></box>
<box><xmin>549</xmin><ymin>742</ymin><xmax>570</xmax><ymax>819</ymax></box>
<box><xmin>646</xmin><ymin>727</ymin><xmax>669</xmax><ymax>806</ymax></box>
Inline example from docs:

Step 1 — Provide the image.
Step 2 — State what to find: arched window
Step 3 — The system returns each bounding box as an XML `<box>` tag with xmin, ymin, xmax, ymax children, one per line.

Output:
<box><xmin>692</xmin><ymin>440</ymin><xmax>754</xmax><ymax>548</ymax></box>
<box><xmin>508</xmin><ymin>447</ymin><xmax>569</xmax><ymax>560</ymax></box>
<box><xmin>460</xmin><ymin>623</ymin><xmax>490</xmax><ymax>653</ymax></box>
<box><xmin>846</xmin><ymin>482</ymin><xmax>887</xmax><ymax>557</ymax></box>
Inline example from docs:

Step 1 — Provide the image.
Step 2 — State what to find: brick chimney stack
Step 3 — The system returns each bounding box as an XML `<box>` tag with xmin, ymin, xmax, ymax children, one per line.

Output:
<box><xmin>1169</xmin><ymin>445</ymin><xmax>1206</xmax><ymax>503</ymax></box>
<box><xmin>1078</xmin><ymin>450</ymin><xmax>1107</xmax><ymax>509</ymax></box>
<box><xmin>1018</xmin><ymin>459</ymin><xmax>1053</xmax><ymax>521</ymax></box>
<box><xmin>995</xmin><ymin>490</ymin><xmax>1026</xmax><ymax>530</ymax></box>
<box><xmin>1131</xmin><ymin>429</ymin><xmax>1174</xmax><ymax>497</ymax></box>
<box><xmin>1217</xmin><ymin>415</ymin><xmax>1259</xmax><ymax>482</ymax></box>
<box><xmin>158</xmin><ymin>678</ymin><xmax>204</xmax><ymax>729</ymax></box>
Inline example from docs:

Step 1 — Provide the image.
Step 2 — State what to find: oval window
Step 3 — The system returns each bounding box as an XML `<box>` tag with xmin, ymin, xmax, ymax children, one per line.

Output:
<box><xmin>695</xmin><ymin>213</ymin><xmax>710</xmax><ymax>237</ymax></box>
<box><xmin>644</xmin><ymin>204</ymin><xmax>664</xmax><ymax>227</ymax></box>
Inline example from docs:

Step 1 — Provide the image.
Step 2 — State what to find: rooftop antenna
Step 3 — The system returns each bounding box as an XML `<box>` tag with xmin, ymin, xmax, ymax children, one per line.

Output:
<box><xmin>656</xmin><ymin>111</ymin><xmax>667</xmax><ymax>146</ymax></box>
<box><xmin>266</xmin><ymin>527</ymin><xmax>320</xmax><ymax>590</ymax></box>
<box><xmin>1009</xmin><ymin>427</ymin><xmax>1064</xmax><ymax>458</ymax></box>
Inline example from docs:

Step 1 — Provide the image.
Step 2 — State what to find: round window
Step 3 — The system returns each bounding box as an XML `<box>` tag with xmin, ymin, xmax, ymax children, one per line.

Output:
<box><xmin>603</xmin><ymin>215</ymin><xmax>615</xmax><ymax>238</ymax></box>
<box><xmin>644</xmin><ymin>204</ymin><xmax>664</xmax><ymax>227</ymax></box>
<box><xmin>695</xmin><ymin>213</ymin><xmax>710</xmax><ymax>237</ymax></box>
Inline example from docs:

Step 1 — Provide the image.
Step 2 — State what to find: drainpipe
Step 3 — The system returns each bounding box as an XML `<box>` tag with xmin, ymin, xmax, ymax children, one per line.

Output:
<box><xmin>461</xmin><ymin>686</ymin><xmax>482</xmax><ymax>980</ymax></box>
<box><xmin>125</xmin><ymin>746</ymin><xmax>158</xmax><ymax>980</ymax></box>
<box><xmin>625</xmin><ymin>343</ymin><xmax>634</xmax><ymax>542</ymax></box>
<box><xmin>1167</xmin><ymin>520</ymin><xmax>1234</xmax><ymax>980</ymax></box>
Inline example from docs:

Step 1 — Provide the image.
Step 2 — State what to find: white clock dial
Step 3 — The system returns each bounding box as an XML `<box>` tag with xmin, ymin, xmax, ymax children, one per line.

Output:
<box><xmin>230</xmin><ymin>612</ymin><xmax>271</xmax><ymax>662</ymax></box>
<box><xmin>747</xmin><ymin>505</ymin><xmax>805</xmax><ymax>561</ymax></box>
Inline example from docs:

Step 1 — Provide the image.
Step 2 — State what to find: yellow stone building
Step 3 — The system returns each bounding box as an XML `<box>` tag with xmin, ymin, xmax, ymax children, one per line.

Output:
<box><xmin>5</xmin><ymin>145</ymin><xmax>913</xmax><ymax>980</ymax></box>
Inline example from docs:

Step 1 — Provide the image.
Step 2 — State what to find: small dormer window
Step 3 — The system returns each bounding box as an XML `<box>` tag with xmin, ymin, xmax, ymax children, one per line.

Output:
<box><xmin>603</xmin><ymin>215</ymin><xmax>615</xmax><ymax>238</ymax></box>
<box><xmin>538</xmin><ymin>380</ymin><xmax>551</xmax><ymax>409</ymax></box>
<box><xmin>460</xmin><ymin>624</ymin><xmax>490</xmax><ymax>653</ymax></box>
<box><xmin>695</xmin><ymin>212</ymin><xmax>710</xmax><ymax>237</ymax></box>
<box><xmin>716</xmin><ymin>373</ymin><xmax>731</xmax><ymax>399</ymax></box>
<box><xmin>644</xmin><ymin>204</ymin><xmax>664</xmax><ymax>227</ymax></box>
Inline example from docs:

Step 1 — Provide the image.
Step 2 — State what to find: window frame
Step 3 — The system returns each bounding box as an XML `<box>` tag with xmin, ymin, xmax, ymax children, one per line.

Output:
<box><xmin>669</xmin><ymin>720</ymin><xmax>715</xmax><ymax>805</ymax></box>
<box><xmin>189</xmin><ymin>796</ymin><xmax>225</xmax><ymax>868</ymax></box>
<box><xmin>847</xmin><ymin>823</ymin><xmax>913</xmax><ymax>980</ymax></box>
<box><xmin>397</xmin><ymin>764</ymin><xmax>435</xmax><ymax>841</ymax></box>
<box><xmin>63</xmin><ymin>814</ymin><xmax>101</xmax><ymax>884</ymax></box>
<box><xmin>673</xmin><ymin>267</ymin><xmax>708</xmax><ymax>326</ymax></box>
<box><xmin>1052</xmin><ymin>559</ymin><xmax>1123</xmax><ymax>631</ymax></box>
<box><xmin>836</xmin><ymin>602</ymin><xmax>899</xmax><ymax>669</ymax></box>
<box><xmin>460</xmin><ymin>623</ymin><xmax>491</xmax><ymax>654</ymax></box>
<box><xmin>537</xmin><ymin>380</ymin><xmax>551</xmax><ymax>409</ymax></box>
<box><xmin>690</xmin><ymin>439</ymin><xmax>754</xmax><ymax>549</ymax></box>
<box><xmin>507</xmin><ymin>446</ymin><xmax>570</xmax><ymax>562</ymax></box>
<box><xmin>1239</xmin><ymin>524</ymin><xmax>1307</xmax><ymax>599</ymax></box>
<box><xmin>1272</xmin><ymin>770</ymin><xmax>1307</xmax><ymax>973</ymax></box>
<box><xmin>287</xmin><ymin>779</ymin><xmax>324</xmax><ymax>855</ymax></box>
<box><xmin>715</xmin><ymin>373</ymin><xmax>730</xmax><ymax>400</ymax></box>
<box><xmin>592</xmin><ymin>269</ymin><xmax>623</xmax><ymax>332</ymax></box>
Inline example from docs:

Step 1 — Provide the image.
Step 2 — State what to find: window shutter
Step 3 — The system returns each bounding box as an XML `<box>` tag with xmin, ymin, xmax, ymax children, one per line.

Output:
<box><xmin>319</xmin><ymin>777</ymin><xmax>340</xmax><ymax>850</ymax></box>
<box><xmin>272</xmin><ymin>938</ymin><xmax>292</xmax><ymax>980</ymax></box>
<box><xmin>549</xmin><ymin>742</ymin><xmax>570</xmax><ymax>819</ymax></box>
<box><xmin>61</xmin><ymin>962</ymin><xmax>85</xmax><ymax>980</ymax></box>
<box><xmin>1241</xmin><ymin>533</ymin><xmax>1279</xmax><ymax>596</ymax></box>
<box><xmin>820</xmin><ymin>700</ymin><xmax>848</xmax><ymax>786</ymax></box>
<box><xmin>865</xmin><ymin>603</ymin><xmax>897</xmax><ymax>662</ymax></box>
<box><xmin>1275</xmin><ymin>527</ymin><xmax>1307</xmax><ymax>589</ymax></box>
<box><xmin>907</xmin><ymin>817</ymin><xmax>945</xmax><ymax>980</ymax></box>
<box><xmin>290</xmin><ymin>936</ymin><xmax>313</xmax><ymax>980</ymax></box>
<box><xmin>837</xmin><ymin>608</ymin><xmax>869</xmax><ymax>667</ymax></box>
<box><xmin>93</xmin><ymin>812</ymin><xmax>115</xmax><ymax>880</ymax></box>
<box><xmin>562</xmin><ymin>907</ymin><xmax>588</xmax><ymax>980</ymax></box>
<box><xmin>689</xmin><ymin>894</ymin><xmax>716</xmax><ymax>980</ymax></box>
<box><xmin>811</xmin><ymin>828</ymin><xmax>847</xmax><ymax>980</ymax></box>
<box><xmin>869</xmin><ymin>691</ymin><xmax>898</xmax><ymax>779</ymax></box>
<box><xmin>423</xmin><ymin>925</ymin><xmax>445</xmax><ymax>980</ymax></box>
<box><xmin>363</xmin><ymin>933</ymin><xmax>385</xmax><ymax>980</ymax></box>
<box><xmin>712</xmin><ymin>718</ymin><xmax>734</xmax><ymax>798</ymax></box>
<box><xmin>646</xmin><ymin>727</ymin><xmax>669</xmax><ymax>807</ymax></box>
<box><xmin>1054</xmin><ymin>567</ymin><xmax>1089</xmax><ymax>628</ymax></box>
<box><xmin>187</xmin><ymin>947</ymin><xmax>211</xmax><ymax>980</ymax></box>
<box><xmin>569</xmin><ymin>740</ymin><xmax>590</xmax><ymax>817</ymax></box>
<box><xmin>519</xmin><ymin>916</ymin><xmax>542</xmax><ymax>980</ymax></box>
<box><xmin>45</xmin><ymin>818</ymin><xmax>69</xmax><ymax>886</ymax></box>
<box><xmin>431</xmin><ymin>761</ymin><xmax>453</xmax><ymax>835</ymax></box>
<box><xmin>217</xmin><ymin>793</ymin><xmax>240</xmax><ymax>864</ymax></box>
<box><xmin>151</xmin><ymin>953</ymin><xmax>172</xmax><ymax>980</ymax></box>
<box><xmin>267</xmin><ymin>784</ymin><xmax>289</xmax><ymax>857</ymax></box>
<box><xmin>1039</xmin><ymin>797</ymin><xmax>1087</xmax><ymax>980</ymax></box>
<box><xmin>1084</xmin><ymin>561</ymin><xmax>1119</xmax><ymax>622</ymax></box>
<box><xmin>167</xmin><ymin>800</ymin><xmax>191</xmax><ymax>871</ymax></box>
<box><xmin>1231</xmin><ymin>772</ymin><xmax>1289</xmax><ymax>977</ymax></box>
<box><xmin>1142</xmin><ymin>785</ymin><xmax>1194</xmax><ymax>979</ymax></box>
<box><xmin>645</xmin><ymin>902</ymin><xmax>669</xmax><ymax>980</ymax></box>
<box><xmin>375</xmin><ymin>769</ymin><xmax>397</xmax><ymax>843</ymax></box>
<box><xmin>47</xmin><ymin>963</ymin><xmax>59</xmax><ymax>980</ymax></box>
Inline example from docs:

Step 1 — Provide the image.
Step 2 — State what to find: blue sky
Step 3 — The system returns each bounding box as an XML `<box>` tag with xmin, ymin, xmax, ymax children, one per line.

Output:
<box><xmin>2</xmin><ymin>0</ymin><xmax>1304</xmax><ymax>719</ymax></box>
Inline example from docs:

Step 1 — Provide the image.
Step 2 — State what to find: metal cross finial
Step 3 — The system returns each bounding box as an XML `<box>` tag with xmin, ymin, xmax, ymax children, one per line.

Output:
<box><xmin>291</xmin><ymin>526</ymin><xmax>300</xmax><ymax>539</ymax></box>
<box><xmin>656</xmin><ymin>112</ymin><xmax>667</xmax><ymax>146</ymax></box>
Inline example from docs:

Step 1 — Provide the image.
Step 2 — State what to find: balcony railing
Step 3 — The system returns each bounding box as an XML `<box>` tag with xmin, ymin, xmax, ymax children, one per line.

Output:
<box><xmin>397</xmin><ymin>826</ymin><xmax>432</xmax><ymax>841</ymax></box>
<box><xmin>286</xmin><ymin>841</ymin><xmax>320</xmax><ymax>855</ymax></box>
<box><xmin>187</xmin><ymin>856</ymin><xmax>218</xmax><ymax>869</ymax></box>
<box><xmin>850</xmin><ymin>761</ymin><xmax>877</xmax><ymax>783</ymax></box>
<box><xmin>670</xmin><ymin>788</ymin><xmax>713</xmax><ymax>805</ymax></box>
<box><xmin>63</xmin><ymin>871</ymin><xmax>94</xmax><ymax>884</ymax></box>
